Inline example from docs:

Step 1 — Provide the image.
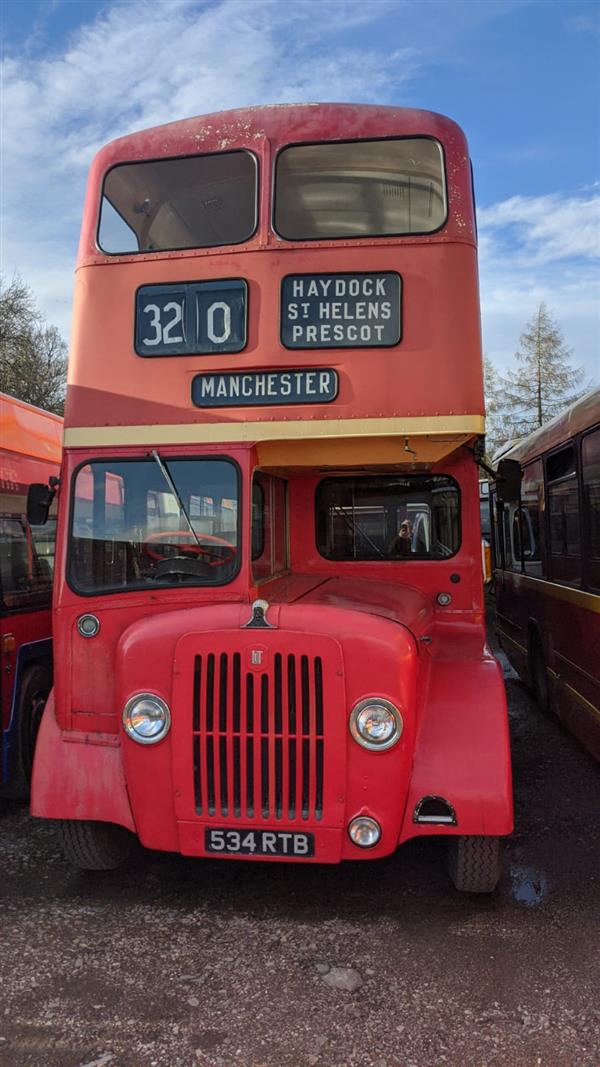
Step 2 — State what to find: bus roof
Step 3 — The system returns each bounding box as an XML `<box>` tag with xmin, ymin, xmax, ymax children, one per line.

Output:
<box><xmin>0</xmin><ymin>392</ymin><xmax>63</xmax><ymax>464</ymax></box>
<box><xmin>502</xmin><ymin>387</ymin><xmax>600</xmax><ymax>466</ymax></box>
<box><xmin>79</xmin><ymin>104</ymin><xmax>475</xmax><ymax>264</ymax></box>
<box><xmin>92</xmin><ymin>103</ymin><xmax>465</xmax><ymax>167</ymax></box>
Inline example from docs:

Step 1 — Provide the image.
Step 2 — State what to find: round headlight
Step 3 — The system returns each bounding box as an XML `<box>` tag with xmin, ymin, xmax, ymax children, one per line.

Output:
<box><xmin>123</xmin><ymin>694</ymin><xmax>171</xmax><ymax>745</ymax></box>
<box><xmin>349</xmin><ymin>698</ymin><xmax>403</xmax><ymax>751</ymax></box>
<box><xmin>348</xmin><ymin>816</ymin><xmax>382</xmax><ymax>848</ymax></box>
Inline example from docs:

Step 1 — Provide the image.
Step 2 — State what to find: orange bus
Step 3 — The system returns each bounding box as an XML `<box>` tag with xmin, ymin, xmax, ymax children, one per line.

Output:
<box><xmin>29</xmin><ymin>104</ymin><xmax>512</xmax><ymax>891</ymax></box>
<box><xmin>492</xmin><ymin>387</ymin><xmax>600</xmax><ymax>759</ymax></box>
<box><xmin>0</xmin><ymin>393</ymin><xmax>62</xmax><ymax>789</ymax></box>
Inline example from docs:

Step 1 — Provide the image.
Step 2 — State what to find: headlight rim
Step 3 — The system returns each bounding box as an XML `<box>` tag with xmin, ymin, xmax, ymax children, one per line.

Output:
<box><xmin>122</xmin><ymin>692</ymin><xmax>171</xmax><ymax>746</ymax></box>
<box><xmin>349</xmin><ymin>696</ymin><xmax>403</xmax><ymax>752</ymax></box>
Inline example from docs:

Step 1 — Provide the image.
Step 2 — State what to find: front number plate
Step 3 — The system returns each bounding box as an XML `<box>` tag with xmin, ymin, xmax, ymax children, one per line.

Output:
<box><xmin>205</xmin><ymin>828</ymin><xmax>315</xmax><ymax>857</ymax></box>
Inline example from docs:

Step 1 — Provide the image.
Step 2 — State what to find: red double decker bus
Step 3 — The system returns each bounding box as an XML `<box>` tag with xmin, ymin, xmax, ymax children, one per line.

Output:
<box><xmin>493</xmin><ymin>387</ymin><xmax>600</xmax><ymax>760</ymax></box>
<box><xmin>1</xmin><ymin>394</ymin><xmax>62</xmax><ymax>789</ymax></box>
<box><xmin>30</xmin><ymin>104</ymin><xmax>512</xmax><ymax>891</ymax></box>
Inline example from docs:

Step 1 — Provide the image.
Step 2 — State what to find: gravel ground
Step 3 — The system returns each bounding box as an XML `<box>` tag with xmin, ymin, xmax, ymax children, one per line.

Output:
<box><xmin>1</xmin><ymin>644</ymin><xmax>599</xmax><ymax>1067</ymax></box>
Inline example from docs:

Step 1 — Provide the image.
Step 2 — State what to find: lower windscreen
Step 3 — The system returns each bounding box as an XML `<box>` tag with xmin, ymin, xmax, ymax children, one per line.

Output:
<box><xmin>316</xmin><ymin>475</ymin><xmax>460</xmax><ymax>561</ymax></box>
<box><xmin>69</xmin><ymin>457</ymin><xmax>239</xmax><ymax>593</ymax></box>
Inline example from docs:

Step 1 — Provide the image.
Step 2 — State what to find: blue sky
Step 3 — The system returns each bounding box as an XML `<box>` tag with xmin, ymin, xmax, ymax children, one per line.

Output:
<box><xmin>2</xmin><ymin>0</ymin><xmax>599</xmax><ymax>382</ymax></box>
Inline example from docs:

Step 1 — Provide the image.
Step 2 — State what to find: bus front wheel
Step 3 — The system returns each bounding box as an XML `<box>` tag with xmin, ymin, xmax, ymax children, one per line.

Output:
<box><xmin>19</xmin><ymin>661</ymin><xmax>52</xmax><ymax>787</ymax></box>
<box><xmin>58</xmin><ymin>819</ymin><xmax>133</xmax><ymax>870</ymax></box>
<box><xmin>446</xmin><ymin>835</ymin><xmax>502</xmax><ymax>893</ymax></box>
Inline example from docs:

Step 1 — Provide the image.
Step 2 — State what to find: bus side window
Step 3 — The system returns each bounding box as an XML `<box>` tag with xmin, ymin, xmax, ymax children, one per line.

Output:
<box><xmin>546</xmin><ymin>445</ymin><xmax>581</xmax><ymax>587</ymax></box>
<box><xmin>0</xmin><ymin>514</ymin><xmax>52</xmax><ymax>612</ymax></box>
<box><xmin>582</xmin><ymin>427</ymin><xmax>600</xmax><ymax>592</ymax></box>
<box><xmin>251</xmin><ymin>474</ymin><xmax>288</xmax><ymax>583</ymax></box>
<box><xmin>520</xmin><ymin>459</ymin><xmax>544</xmax><ymax>577</ymax></box>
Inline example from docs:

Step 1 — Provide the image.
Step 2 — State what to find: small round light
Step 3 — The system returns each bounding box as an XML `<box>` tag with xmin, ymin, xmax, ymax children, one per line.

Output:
<box><xmin>123</xmin><ymin>694</ymin><xmax>171</xmax><ymax>745</ymax></box>
<box><xmin>436</xmin><ymin>592</ymin><xmax>452</xmax><ymax>606</ymax></box>
<box><xmin>77</xmin><ymin>614</ymin><xmax>100</xmax><ymax>638</ymax></box>
<box><xmin>348</xmin><ymin>816</ymin><xmax>382</xmax><ymax>848</ymax></box>
<box><xmin>349</xmin><ymin>698</ymin><xmax>403</xmax><ymax>751</ymax></box>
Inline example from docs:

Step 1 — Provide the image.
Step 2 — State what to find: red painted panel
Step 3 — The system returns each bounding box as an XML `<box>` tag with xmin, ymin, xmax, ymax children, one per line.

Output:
<box><xmin>30</xmin><ymin>692</ymin><xmax>135</xmax><ymax>830</ymax></box>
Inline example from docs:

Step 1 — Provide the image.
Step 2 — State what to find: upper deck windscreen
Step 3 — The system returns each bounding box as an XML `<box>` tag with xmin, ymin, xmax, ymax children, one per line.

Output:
<box><xmin>275</xmin><ymin>137</ymin><xmax>446</xmax><ymax>240</ymax></box>
<box><xmin>98</xmin><ymin>150</ymin><xmax>257</xmax><ymax>254</ymax></box>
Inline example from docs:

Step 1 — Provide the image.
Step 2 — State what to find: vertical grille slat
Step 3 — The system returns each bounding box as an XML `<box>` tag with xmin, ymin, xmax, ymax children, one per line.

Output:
<box><xmin>206</xmin><ymin>736</ymin><xmax>216</xmax><ymax>814</ymax></box>
<box><xmin>300</xmin><ymin>656</ymin><xmax>310</xmax><ymax>820</ymax></box>
<box><xmin>193</xmin><ymin>655</ymin><xmax>202</xmax><ymax>814</ymax></box>
<box><xmin>191</xmin><ymin>648</ymin><xmax>327</xmax><ymax>823</ymax></box>
<box><xmin>315</xmin><ymin>656</ymin><xmax>324</xmax><ymax>819</ymax></box>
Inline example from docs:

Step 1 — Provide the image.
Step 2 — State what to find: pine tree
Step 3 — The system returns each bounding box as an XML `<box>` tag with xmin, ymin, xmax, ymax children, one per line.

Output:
<box><xmin>498</xmin><ymin>304</ymin><xmax>586</xmax><ymax>440</ymax></box>
<box><xmin>483</xmin><ymin>355</ymin><xmax>510</xmax><ymax>458</ymax></box>
<box><xmin>0</xmin><ymin>275</ymin><xmax>67</xmax><ymax>414</ymax></box>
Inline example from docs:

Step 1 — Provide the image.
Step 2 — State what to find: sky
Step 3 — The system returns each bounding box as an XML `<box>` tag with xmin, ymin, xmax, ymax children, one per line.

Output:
<box><xmin>1</xmin><ymin>0</ymin><xmax>599</xmax><ymax>383</ymax></box>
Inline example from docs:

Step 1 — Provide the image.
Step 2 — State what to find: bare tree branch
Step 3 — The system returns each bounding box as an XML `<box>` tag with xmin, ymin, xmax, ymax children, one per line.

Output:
<box><xmin>0</xmin><ymin>274</ymin><xmax>67</xmax><ymax>414</ymax></box>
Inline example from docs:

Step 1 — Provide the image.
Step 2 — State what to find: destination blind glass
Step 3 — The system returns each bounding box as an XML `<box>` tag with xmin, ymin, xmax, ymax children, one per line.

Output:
<box><xmin>281</xmin><ymin>272</ymin><xmax>401</xmax><ymax>348</ymax></box>
<box><xmin>135</xmin><ymin>280</ymin><xmax>247</xmax><ymax>356</ymax></box>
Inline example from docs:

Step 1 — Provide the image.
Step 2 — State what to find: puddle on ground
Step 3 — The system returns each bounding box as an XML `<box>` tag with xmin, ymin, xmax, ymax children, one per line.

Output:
<box><xmin>510</xmin><ymin>865</ymin><xmax>549</xmax><ymax>907</ymax></box>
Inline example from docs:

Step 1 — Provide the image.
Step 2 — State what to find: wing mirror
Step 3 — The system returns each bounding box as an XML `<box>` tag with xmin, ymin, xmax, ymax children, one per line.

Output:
<box><xmin>496</xmin><ymin>458</ymin><xmax>521</xmax><ymax>504</ymax></box>
<box><xmin>27</xmin><ymin>480</ymin><xmax>58</xmax><ymax>526</ymax></box>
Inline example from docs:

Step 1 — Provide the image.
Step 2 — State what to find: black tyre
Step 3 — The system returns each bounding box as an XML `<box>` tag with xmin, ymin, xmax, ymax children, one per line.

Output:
<box><xmin>447</xmin><ymin>835</ymin><xmax>502</xmax><ymax>893</ymax></box>
<box><xmin>58</xmin><ymin>819</ymin><xmax>133</xmax><ymax>871</ymax></box>
<box><xmin>19</xmin><ymin>662</ymin><xmax>52</xmax><ymax>787</ymax></box>
<box><xmin>531</xmin><ymin>636</ymin><xmax>550</xmax><ymax>713</ymax></box>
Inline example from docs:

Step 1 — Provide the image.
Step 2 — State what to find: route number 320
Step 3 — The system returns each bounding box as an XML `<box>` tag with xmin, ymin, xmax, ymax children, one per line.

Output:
<box><xmin>142</xmin><ymin>300</ymin><xmax>232</xmax><ymax>346</ymax></box>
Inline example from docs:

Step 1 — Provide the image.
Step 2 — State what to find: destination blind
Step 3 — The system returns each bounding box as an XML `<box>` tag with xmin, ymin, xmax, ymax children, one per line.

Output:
<box><xmin>281</xmin><ymin>272</ymin><xmax>401</xmax><ymax>349</ymax></box>
<box><xmin>192</xmin><ymin>368</ymin><xmax>338</xmax><ymax>407</ymax></box>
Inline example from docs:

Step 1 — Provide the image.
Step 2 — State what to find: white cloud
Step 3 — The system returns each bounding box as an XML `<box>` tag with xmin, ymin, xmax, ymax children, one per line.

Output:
<box><xmin>1</xmin><ymin>0</ymin><xmax>419</xmax><ymax>338</ymax></box>
<box><xmin>479</xmin><ymin>193</ymin><xmax>600</xmax><ymax>266</ymax></box>
<box><xmin>478</xmin><ymin>192</ymin><xmax>600</xmax><ymax>382</ymax></box>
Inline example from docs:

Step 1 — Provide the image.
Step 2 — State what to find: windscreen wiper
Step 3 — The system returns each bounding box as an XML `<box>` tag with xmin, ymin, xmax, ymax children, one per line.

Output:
<box><xmin>150</xmin><ymin>449</ymin><xmax>201</xmax><ymax>549</ymax></box>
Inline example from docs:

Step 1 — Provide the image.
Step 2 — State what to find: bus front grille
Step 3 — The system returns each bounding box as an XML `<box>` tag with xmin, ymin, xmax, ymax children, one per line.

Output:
<box><xmin>192</xmin><ymin>651</ymin><xmax>325</xmax><ymax>821</ymax></box>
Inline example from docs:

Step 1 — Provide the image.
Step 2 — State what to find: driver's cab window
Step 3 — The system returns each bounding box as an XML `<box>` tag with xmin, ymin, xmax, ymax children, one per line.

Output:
<box><xmin>252</xmin><ymin>473</ymin><xmax>288</xmax><ymax>582</ymax></box>
<box><xmin>69</xmin><ymin>458</ymin><xmax>239</xmax><ymax>592</ymax></box>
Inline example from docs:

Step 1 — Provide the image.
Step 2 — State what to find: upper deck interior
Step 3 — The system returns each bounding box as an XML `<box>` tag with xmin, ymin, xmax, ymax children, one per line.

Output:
<box><xmin>66</xmin><ymin>104</ymin><xmax>484</xmax><ymax>459</ymax></box>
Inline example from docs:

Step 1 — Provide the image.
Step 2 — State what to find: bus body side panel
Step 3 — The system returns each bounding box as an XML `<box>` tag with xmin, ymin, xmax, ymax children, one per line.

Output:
<box><xmin>496</xmin><ymin>570</ymin><xmax>600</xmax><ymax>760</ymax></box>
<box><xmin>30</xmin><ymin>691</ymin><xmax>136</xmax><ymax>830</ymax></box>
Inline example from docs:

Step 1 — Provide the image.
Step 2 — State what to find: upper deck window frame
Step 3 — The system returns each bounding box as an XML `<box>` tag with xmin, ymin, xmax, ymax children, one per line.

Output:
<box><xmin>96</xmin><ymin>148</ymin><xmax>259</xmax><ymax>257</ymax></box>
<box><xmin>272</xmin><ymin>134</ymin><xmax>449</xmax><ymax>243</ymax></box>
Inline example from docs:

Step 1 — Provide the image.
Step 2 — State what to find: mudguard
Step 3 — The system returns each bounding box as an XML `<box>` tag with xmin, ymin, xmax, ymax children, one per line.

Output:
<box><xmin>399</xmin><ymin>649</ymin><xmax>513</xmax><ymax>842</ymax></box>
<box><xmin>30</xmin><ymin>692</ymin><xmax>135</xmax><ymax>831</ymax></box>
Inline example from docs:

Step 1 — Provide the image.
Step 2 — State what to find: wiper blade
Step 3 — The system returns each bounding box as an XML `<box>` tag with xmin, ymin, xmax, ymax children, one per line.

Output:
<box><xmin>150</xmin><ymin>449</ymin><xmax>201</xmax><ymax>549</ymax></box>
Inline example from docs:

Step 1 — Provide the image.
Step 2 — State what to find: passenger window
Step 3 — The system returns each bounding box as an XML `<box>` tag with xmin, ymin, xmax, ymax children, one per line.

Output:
<box><xmin>582</xmin><ymin>427</ymin><xmax>600</xmax><ymax>590</ymax></box>
<box><xmin>275</xmin><ymin>138</ymin><xmax>446</xmax><ymax>240</ymax></box>
<box><xmin>517</xmin><ymin>459</ymin><xmax>545</xmax><ymax>577</ymax></box>
<box><xmin>0</xmin><ymin>512</ymin><xmax>53</xmax><ymax>613</ymax></box>
<box><xmin>251</xmin><ymin>474</ymin><xmax>288</xmax><ymax>582</ymax></box>
<box><xmin>316</xmin><ymin>476</ymin><xmax>459</xmax><ymax>560</ymax></box>
<box><xmin>546</xmin><ymin>445</ymin><xmax>581</xmax><ymax>585</ymax></box>
<box><xmin>251</xmin><ymin>481</ymin><xmax>265</xmax><ymax>561</ymax></box>
<box><xmin>98</xmin><ymin>150</ymin><xmax>257</xmax><ymax>253</ymax></box>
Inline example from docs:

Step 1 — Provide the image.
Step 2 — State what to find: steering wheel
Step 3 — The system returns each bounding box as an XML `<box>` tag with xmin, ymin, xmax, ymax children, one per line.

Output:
<box><xmin>143</xmin><ymin>530</ymin><xmax>237</xmax><ymax>568</ymax></box>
